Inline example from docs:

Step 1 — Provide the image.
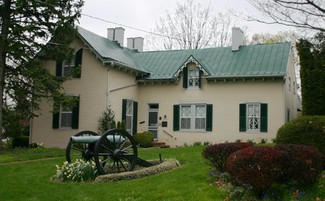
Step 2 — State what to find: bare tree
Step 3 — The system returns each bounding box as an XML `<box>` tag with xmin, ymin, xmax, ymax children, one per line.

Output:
<box><xmin>145</xmin><ymin>0</ymin><xmax>235</xmax><ymax>50</ymax></box>
<box><xmin>246</xmin><ymin>0</ymin><xmax>325</xmax><ymax>32</ymax></box>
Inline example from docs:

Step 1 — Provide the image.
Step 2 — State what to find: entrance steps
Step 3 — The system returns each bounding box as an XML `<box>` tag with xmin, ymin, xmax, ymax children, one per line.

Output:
<box><xmin>153</xmin><ymin>141</ymin><xmax>170</xmax><ymax>148</ymax></box>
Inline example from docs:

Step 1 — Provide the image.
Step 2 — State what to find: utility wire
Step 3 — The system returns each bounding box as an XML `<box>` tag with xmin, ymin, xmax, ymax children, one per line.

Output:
<box><xmin>81</xmin><ymin>13</ymin><xmax>180</xmax><ymax>41</ymax></box>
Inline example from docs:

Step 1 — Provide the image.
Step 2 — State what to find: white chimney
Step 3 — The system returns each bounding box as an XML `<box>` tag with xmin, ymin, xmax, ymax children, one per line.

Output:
<box><xmin>127</xmin><ymin>37</ymin><xmax>144</xmax><ymax>52</ymax></box>
<box><xmin>232</xmin><ymin>27</ymin><xmax>244</xmax><ymax>51</ymax></box>
<box><xmin>107</xmin><ymin>27</ymin><xmax>125</xmax><ymax>46</ymax></box>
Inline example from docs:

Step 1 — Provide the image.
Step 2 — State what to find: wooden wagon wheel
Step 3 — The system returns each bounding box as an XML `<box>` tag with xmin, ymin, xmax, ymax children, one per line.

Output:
<box><xmin>66</xmin><ymin>130</ymin><xmax>99</xmax><ymax>163</ymax></box>
<box><xmin>94</xmin><ymin>129</ymin><xmax>138</xmax><ymax>175</ymax></box>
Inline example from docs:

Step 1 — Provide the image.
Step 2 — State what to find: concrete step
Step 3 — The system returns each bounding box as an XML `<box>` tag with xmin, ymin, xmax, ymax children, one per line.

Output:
<box><xmin>153</xmin><ymin>141</ymin><xmax>170</xmax><ymax>148</ymax></box>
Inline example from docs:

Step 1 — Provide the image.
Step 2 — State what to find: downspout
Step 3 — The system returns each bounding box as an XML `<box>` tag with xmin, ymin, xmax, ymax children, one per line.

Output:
<box><xmin>106</xmin><ymin>61</ymin><xmax>114</xmax><ymax>108</ymax></box>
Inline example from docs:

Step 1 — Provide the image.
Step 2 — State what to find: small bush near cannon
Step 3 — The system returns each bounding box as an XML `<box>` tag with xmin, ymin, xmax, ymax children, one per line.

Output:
<box><xmin>134</xmin><ymin>131</ymin><xmax>154</xmax><ymax>148</ymax></box>
<box><xmin>275</xmin><ymin>115</ymin><xmax>325</xmax><ymax>155</ymax></box>
<box><xmin>202</xmin><ymin>142</ymin><xmax>253</xmax><ymax>172</ymax></box>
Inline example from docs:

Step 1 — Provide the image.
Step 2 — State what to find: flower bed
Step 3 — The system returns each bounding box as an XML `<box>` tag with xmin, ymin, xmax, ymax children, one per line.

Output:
<box><xmin>95</xmin><ymin>159</ymin><xmax>180</xmax><ymax>182</ymax></box>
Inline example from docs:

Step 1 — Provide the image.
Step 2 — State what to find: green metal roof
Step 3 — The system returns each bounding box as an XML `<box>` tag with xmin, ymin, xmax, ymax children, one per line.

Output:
<box><xmin>77</xmin><ymin>27</ymin><xmax>290</xmax><ymax>81</ymax></box>
<box><xmin>77</xmin><ymin>27</ymin><xmax>148</xmax><ymax>73</ymax></box>
<box><xmin>134</xmin><ymin>43</ymin><xmax>290</xmax><ymax>80</ymax></box>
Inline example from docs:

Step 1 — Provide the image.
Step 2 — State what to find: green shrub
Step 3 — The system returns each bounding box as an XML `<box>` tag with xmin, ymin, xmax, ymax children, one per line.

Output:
<box><xmin>12</xmin><ymin>136</ymin><xmax>29</xmax><ymax>148</ymax></box>
<box><xmin>275</xmin><ymin>116</ymin><xmax>325</xmax><ymax>155</ymax></box>
<box><xmin>53</xmin><ymin>159</ymin><xmax>98</xmax><ymax>182</ymax></box>
<box><xmin>134</xmin><ymin>131</ymin><xmax>154</xmax><ymax>148</ymax></box>
<box><xmin>202</xmin><ymin>142</ymin><xmax>253</xmax><ymax>172</ymax></box>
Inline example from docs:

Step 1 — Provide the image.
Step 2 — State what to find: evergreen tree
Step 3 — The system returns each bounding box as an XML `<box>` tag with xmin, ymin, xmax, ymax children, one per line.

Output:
<box><xmin>0</xmin><ymin>0</ymin><xmax>84</xmax><ymax>135</ymax></box>
<box><xmin>297</xmin><ymin>32</ymin><xmax>325</xmax><ymax>115</ymax></box>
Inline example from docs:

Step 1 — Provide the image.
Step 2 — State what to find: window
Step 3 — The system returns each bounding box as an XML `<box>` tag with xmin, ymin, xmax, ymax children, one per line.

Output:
<box><xmin>174</xmin><ymin>104</ymin><xmax>212</xmax><ymax>131</ymax></box>
<box><xmin>62</xmin><ymin>55</ymin><xmax>76</xmax><ymax>77</ymax></box>
<box><xmin>247</xmin><ymin>103</ymin><xmax>260</xmax><ymax>131</ymax></box>
<box><xmin>56</xmin><ymin>48</ymin><xmax>83</xmax><ymax>78</ymax></box>
<box><xmin>239</xmin><ymin>103</ymin><xmax>267</xmax><ymax>132</ymax></box>
<box><xmin>122</xmin><ymin>99</ymin><xmax>138</xmax><ymax>135</ymax></box>
<box><xmin>60</xmin><ymin>105</ymin><xmax>73</xmax><ymax>128</ymax></box>
<box><xmin>52</xmin><ymin>96</ymin><xmax>79</xmax><ymax>129</ymax></box>
<box><xmin>126</xmin><ymin>100</ymin><xmax>133</xmax><ymax>134</ymax></box>
<box><xmin>293</xmin><ymin>81</ymin><xmax>296</xmax><ymax>94</ymax></box>
<box><xmin>188</xmin><ymin>68</ymin><xmax>200</xmax><ymax>88</ymax></box>
<box><xmin>183</xmin><ymin>66</ymin><xmax>202</xmax><ymax>89</ymax></box>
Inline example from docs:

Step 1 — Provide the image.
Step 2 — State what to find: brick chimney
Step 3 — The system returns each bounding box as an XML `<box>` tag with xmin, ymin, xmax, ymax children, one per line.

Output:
<box><xmin>127</xmin><ymin>37</ymin><xmax>144</xmax><ymax>52</ymax></box>
<box><xmin>107</xmin><ymin>27</ymin><xmax>125</xmax><ymax>46</ymax></box>
<box><xmin>232</xmin><ymin>27</ymin><xmax>244</xmax><ymax>51</ymax></box>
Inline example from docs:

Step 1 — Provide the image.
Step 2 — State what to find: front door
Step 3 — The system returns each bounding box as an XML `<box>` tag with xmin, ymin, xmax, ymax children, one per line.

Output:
<box><xmin>148</xmin><ymin>104</ymin><xmax>159</xmax><ymax>139</ymax></box>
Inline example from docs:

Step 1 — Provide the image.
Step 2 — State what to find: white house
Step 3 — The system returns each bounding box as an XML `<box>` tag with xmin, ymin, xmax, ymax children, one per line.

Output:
<box><xmin>30</xmin><ymin>27</ymin><xmax>299</xmax><ymax>148</ymax></box>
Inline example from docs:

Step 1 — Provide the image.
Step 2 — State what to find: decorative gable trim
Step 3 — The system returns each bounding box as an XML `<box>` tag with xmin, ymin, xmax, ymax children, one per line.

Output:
<box><xmin>173</xmin><ymin>55</ymin><xmax>209</xmax><ymax>77</ymax></box>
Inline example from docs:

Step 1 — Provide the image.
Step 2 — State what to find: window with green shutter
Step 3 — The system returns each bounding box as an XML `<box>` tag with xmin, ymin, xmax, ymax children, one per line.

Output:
<box><xmin>173</xmin><ymin>104</ymin><xmax>212</xmax><ymax>131</ymax></box>
<box><xmin>239</xmin><ymin>103</ymin><xmax>268</xmax><ymax>133</ymax></box>
<box><xmin>56</xmin><ymin>48</ymin><xmax>82</xmax><ymax>78</ymax></box>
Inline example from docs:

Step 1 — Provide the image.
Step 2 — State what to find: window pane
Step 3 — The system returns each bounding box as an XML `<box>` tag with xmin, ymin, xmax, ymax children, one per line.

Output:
<box><xmin>195</xmin><ymin>118</ymin><xmax>205</xmax><ymax>129</ymax></box>
<box><xmin>126</xmin><ymin>116</ymin><xmax>132</xmax><ymax>131</ymax></box>
<box><xmin>181</xmin><ymin>118</ymin><xmax>191</xmax><ymax>129</ymax></box>
<box><xmin>61</xmin><ymin>113</ymin><xmax>72</xmax><ymax>127</ymax></box>
<box><xmin>181</xmin><ymin>106</ymin><xmax>191</xmax><ymax>117</ymax></box>
<box><xmin>126</xmin><ymin>101</ymin><xmax>133</xmax><ymax>115</ymax></box>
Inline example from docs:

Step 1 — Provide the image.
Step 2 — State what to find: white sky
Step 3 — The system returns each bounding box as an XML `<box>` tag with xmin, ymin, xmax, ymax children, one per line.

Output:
<box><xmin>77</xmin><ymin>0</ymin><xmax>294</xmax><ymax>46</ymax></box>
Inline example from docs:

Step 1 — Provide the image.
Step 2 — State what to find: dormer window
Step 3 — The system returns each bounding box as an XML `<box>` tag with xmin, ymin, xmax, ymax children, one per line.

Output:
<box><xmin>188</xmin><ymin>67</ymin><xmax>200</xmax><ymax>88</ymax></box>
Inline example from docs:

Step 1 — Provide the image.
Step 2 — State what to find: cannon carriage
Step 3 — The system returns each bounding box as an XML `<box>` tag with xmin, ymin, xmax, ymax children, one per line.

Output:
<box><xmin>66</xmin><ymin>129</ymin><xmax>153</xmax><ymax>175</ymax></box>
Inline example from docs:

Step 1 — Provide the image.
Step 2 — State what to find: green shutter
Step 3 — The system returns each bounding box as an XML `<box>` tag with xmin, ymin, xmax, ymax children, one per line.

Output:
<box><xmin>206</xmin><ymin>104</ymin><xmax>213</xmax><ymax>131</ymax></box>
<box><xmin>74</xmin><ymin>48</ymin><xmax>83</xmax><ymax>78</ymax></box>
<box><xmin>56</xmin><ymin>61</ymin><xmax>62</xmax><ymax>76</ymax></box>
<box><xmin>122</xmin><ymin>99</ymin><xmax>127</xmax><ymax>122</ymax></box>
<box><xmin>183</xmin><ymin>67</ymin><xmax>188</xmax><ymax>88</ymax></box>
<box><xmin>71</xmin><ymin>97</ymin><xmax>80</xmax><ymax>129</ymax></box>
<box><xmin>133</xmin><ymin>101</ymin><xmax>138</xmax><ymax>135</ymax></box>
<box><xmin>52</xmin><ymin>109</ymin><xmax>60</xmax><ymax>129</ymax></box>
<box><xmin>239</xmin><ymin>104</ymin><xmax>246</xmax><ymax>132</ymax></box>
<box><xmin>173</xmin><ymin>105</ymin><xmax>180</xmax><ymax>131</ymax></box>
<box><xmin>260</xmin><ymin>103</ymin><xmax>268</xmax><ymax>132</ymax></box>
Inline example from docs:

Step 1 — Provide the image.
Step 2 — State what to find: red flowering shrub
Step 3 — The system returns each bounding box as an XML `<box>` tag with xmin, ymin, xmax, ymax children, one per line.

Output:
<box><xmin>202</xmin><ymin>142</ymin><xmax>253</xmax><ymax>172</ymax></box>
<box><xmin>276</xmin><ymin>144</ymin><xmax>324</xmax><ymax>185</ymax></box>
<box><xmin>226</xmin><ymin>146</ymin><xmax>287</xmax><ymax>196</ymax></box>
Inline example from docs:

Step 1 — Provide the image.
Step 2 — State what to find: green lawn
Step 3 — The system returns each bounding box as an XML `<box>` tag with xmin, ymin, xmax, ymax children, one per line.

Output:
<box><xmin>1</xmin><ymin>146</ymin><xmax>325</xmax><ymax>201</ymax></box>
<box><xmin>0</xmin><ymin>146</ymin><xmax>226</xmax><ymax>201</ymax></box>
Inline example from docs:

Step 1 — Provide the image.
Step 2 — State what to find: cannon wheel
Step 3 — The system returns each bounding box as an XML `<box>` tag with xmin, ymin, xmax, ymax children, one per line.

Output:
<box><xmin>94</xmin><ymin>129</ymin><xmax>138</xmax><ymax>175</ymax></box>
<box><xmin>66</xmin><ymin>130</ymin><xmax>99</xmax><ymax>163</ymax></box>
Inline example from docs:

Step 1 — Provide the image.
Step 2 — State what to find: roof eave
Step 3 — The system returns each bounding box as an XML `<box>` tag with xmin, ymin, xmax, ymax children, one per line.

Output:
<box><xmin>206</xmin><ymin>74</ymin><xmax>285</xmax><ymax>82</ymax></box>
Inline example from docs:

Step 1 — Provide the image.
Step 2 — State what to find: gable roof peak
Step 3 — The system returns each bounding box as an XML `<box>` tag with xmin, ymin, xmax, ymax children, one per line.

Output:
<box><xmin>173</xmin><ymin>55</ymin><xmax>209</xmax><ymax>77</ymax></box>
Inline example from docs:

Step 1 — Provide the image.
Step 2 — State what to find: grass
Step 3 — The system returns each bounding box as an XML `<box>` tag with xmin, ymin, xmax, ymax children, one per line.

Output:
<box><xmin>0</xmin><ymin>146</ymin><xmax>226</xmax><ymax>201</ymax></box>
<box><xmin>0</xmin><ymin>146</ymin><xmax>324</xmax><ymax>201</ymax></box>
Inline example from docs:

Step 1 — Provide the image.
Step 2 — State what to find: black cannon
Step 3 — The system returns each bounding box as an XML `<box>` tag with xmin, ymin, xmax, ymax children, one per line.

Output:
<box><xmin>66</xmin><ymin>129</ymin><xmax>154</xmax><ymax>175</ymax></box>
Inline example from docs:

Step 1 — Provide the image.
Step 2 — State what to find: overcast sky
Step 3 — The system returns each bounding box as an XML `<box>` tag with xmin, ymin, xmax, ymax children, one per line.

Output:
<box><xmin>77</xmin><ymin>0</ymin><xmax>294</xmax><ymax>47</ymax></box>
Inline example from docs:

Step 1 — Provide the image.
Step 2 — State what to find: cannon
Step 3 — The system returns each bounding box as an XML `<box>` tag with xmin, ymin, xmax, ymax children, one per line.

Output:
<box><xmin>66</xmin><ymin>129</ymin><xmax>154</xmax><ymax>175</ymax></box>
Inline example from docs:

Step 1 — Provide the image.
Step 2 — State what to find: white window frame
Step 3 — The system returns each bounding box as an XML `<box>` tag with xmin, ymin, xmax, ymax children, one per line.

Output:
<box><xmin>246</xmin><ymin>103</ymin><xmax>260</xmax><ymax>131</ymax></box>
<box><xmin>188</xmin><ymin>67</ymin><xmax>200</xmax><ymax>88</ymax></box>
<box><xmin>59</xmin><ymin>105</ymin><xmax>73</xmax><ymax>128</ymax></box>
<box><xmin>180</xmin><ymin>104</ymin><xmax>206</xmax><ymax>131</ymax></box>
